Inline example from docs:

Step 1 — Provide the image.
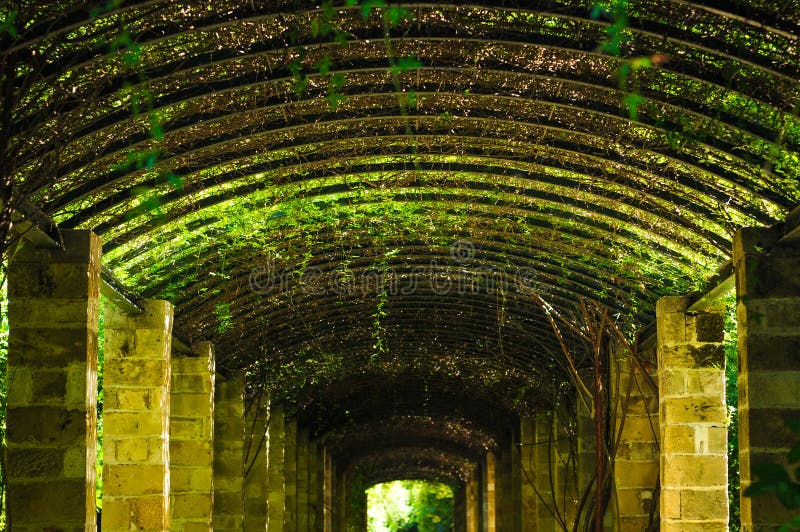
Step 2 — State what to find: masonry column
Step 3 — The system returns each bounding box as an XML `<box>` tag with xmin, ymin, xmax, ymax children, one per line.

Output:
<box><xmin>213</xmin><ymin>374</ymin><xmax>245</xmax><ymax>531</ymax></box>
<box><xmin>576</xmin><ymin>370</ymin><xmax>596</xmax><ymax>527</ymax></box>
<box><xmin>323</xmin><ymin>446</ymin><xmax>333</xmax><ymax>531</ymax></box>
<box><xmin>657</xmin><ymin>296</ymin><xmax>728</xmax><ymax>531</ymax></box>
<box><xmin>496</xmin><ymin>440</ymin><xmax>513</xmax><ymax>531</ymax></box>
<box><xmin>103</xmin><ymin>299</ymin><xmax>173</xmax><ymax>531</ymax></box>
<box><xmin>297</xmin><ymin>428</ymin><xmax>311</xmax><ymax>531</ymax></box>
<box><xmin>610</xmin><ymin>338</ymin><xmax>659</xmax><ymax>530</ymax></box>
<box><xmin>534</xmin><ymin>414</ymin><xmax>556</xmax><ymax>531</ymax></box>
<box><xmin>308</xmin><ymin>438</ymin><xmax>320</xmax><ymax>531</ymax></box>
<box><xmin>170</xmin><ymin>341</ymin><xmax>215</xmax><ymax>530</ymax></box>
<box><xmin>243</xmin><ymin>394</ymin><xmax>268</xmax><ymax>529</ymax></box>
<box><xmin>454</xmin><ymin>482</ymin><xmax>467</xmax><ymax>532</ymax></box>
<box><xmin>267</xmin><ymin>404</ymin><xmax>287</xmax><ymax>531</ymax></box>
<box><xmin>734</xmin><ymin>226</ymin><xmax>800</xmax><ymax>530</ymax></box>
<box><xmin>6</xmin><ymin>230</ymin><xmax>100</xmax><ymax>530</ymax></box>
<box><xmin>519</xmin><ymin>417</ymin><xmax>537</xmax><ymax>532</ymax></box>
<box><xmin>466</xmin><ymin>471</ymin><xmax>480</xmax><ymax>532</ymax></box>
<box><xmin>285</xmin><ymin>418</ymin><xmax>299</xmax><ymax>531</ymax></box>
<box><xmin>481</xmin><ymin>451</ymin><xmax>496</xmax><ymax>532</ymax></box>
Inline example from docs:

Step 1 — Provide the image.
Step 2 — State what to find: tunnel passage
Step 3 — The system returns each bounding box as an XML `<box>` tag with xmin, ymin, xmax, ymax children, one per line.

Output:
<box><xmin>1</xmin><ymin>0</ymin><xmax>799</xmax><ymax>531</ymax></box>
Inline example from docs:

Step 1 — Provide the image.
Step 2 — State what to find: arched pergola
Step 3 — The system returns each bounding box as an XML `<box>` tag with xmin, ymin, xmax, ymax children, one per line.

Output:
<box><xmin>1</xmin><ymin>1</ymin><xmax>798</xmax><ymax>530</ymax></box>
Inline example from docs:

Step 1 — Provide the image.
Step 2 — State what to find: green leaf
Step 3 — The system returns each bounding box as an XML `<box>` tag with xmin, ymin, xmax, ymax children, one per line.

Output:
<box><xmin>314</xmin><ymin>56</ymin><xmax>333</xmax><ymax>75</ymax></box>
<box><xmin>388</xmin><ymin>6</ymin><xmax>412</xmax><ymax>26</ymax></box>
<box><xmin>326</xmin><ymin>92</ymin><xmax>344</xmax><ymax>110</ymax></box>
<box><xmin>330</xmin><ymin>72</ymin><xmax>346</xmax><ymax>90</ymax></box>
<box><xmin>753</xmin><ymin>462</ymin><xmax>791</xmax><ymax>484</ymax></box>
<box><xmin>391</xmin><ymin>56</ymin><xmax>422</xmax><ymax>74</ymax></box>
<box><xmin>623</xmin><ymin>93</ymin><xmax>645</xmax><ymax>120</ymax></box>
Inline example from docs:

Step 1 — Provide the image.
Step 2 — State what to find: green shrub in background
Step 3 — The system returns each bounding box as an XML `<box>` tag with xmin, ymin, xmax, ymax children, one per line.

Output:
<box><xmin>367</xmin><ymin>480</ymin><xmax>454</xmax><ymax>532</ymax></box>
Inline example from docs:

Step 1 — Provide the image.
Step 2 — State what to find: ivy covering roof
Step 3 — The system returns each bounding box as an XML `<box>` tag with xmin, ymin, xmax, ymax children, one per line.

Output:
<box><xmin>3</xmin><ymin>0</ymin><xmax>799</xmax><ymax>482</ymax></box>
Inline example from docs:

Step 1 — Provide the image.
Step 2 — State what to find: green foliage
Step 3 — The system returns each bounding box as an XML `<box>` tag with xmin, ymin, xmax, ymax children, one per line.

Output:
<box><xmin>367</xmin><ymin>480</ymin><xmax>454</xmax><ymax>532</ymax></box>
<box><xmin>725</xmin><ymin>292</ymin><xmax>740</xmax><ymax>530</ymax></box>
<box><xmin>0</xmin><ymin>276</ymin><xmax>7</xmax><ymax>528</ymax></box>
<box><xmin>744</xmin><ymin>421</ymin><xmax>800</xmax><ymax>531</ymax></box>
<box><xmin>0</xmin><ymin>8</ymin><xmax>17</xmax><ymax>38</ymax></box>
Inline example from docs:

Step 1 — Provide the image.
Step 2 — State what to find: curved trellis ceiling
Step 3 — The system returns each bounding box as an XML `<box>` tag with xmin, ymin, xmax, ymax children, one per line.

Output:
<box><xmin>4</xmin><ymin>0</ymin><xmax>799</xmax><ymax>452</ymax></box>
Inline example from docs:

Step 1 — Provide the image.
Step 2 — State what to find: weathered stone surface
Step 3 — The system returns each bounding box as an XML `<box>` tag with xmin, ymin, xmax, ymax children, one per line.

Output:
<box><xmin>103</xmin><ymin>299</ymin><xmax>173</xmax><ymax>532</ymax></box>
<box><xmin>213</xmin><ymin>374</ymin><xmax>244</xmax><ymax>531</ymax></box>
<box><xmin>657</xmin><ymin>297</ymin><xmax>727</xmax><ymax>530</ymax></box>
<box><xmin>6</xmin><ymin>231</ymin><xmax>100</xmax><ymax>532</ymax></box>
<box><xmin>735</xmin><ymin>227</ymin><xmax>800</xmax><ymax>531</ymax></box>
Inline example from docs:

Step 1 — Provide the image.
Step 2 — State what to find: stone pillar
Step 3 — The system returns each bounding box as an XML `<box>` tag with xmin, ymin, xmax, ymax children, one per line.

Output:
<box><xmin>6</xmin><ymin>230</ymin><xmax>101</xmax><ymax>530</ymax></box>
<box><xmin>308</xmin><ymin>439</ymin><xmax>320</xmax><ymax>531</ymax></box>
<box><xmin>519</xmin><ymin>417</ymin><xmax>538</xmax><ymax>532</ymax></box>
<box><xmin>285</xmin><ymin>418</ymin><xmax>298</xmax><ymax>531</ymax></box>
<box><xmin>323</xmin><ymin>446</ymin><xmax>333</xmax><ymax>532</ymax></box>
<box><xmin>297</xmin><ymin>429</ymin><xmax>310</xmax><ymax>531</ymax></box>
<box><xmin>102</xmin><ymin>299</ymin><xmax>173</xmax><ymax>531</ymax></box>
<box><xmin>554</xmin><ymin>404</ymin><xmax>579</xmax><ymax>529</ymax></box>
<box><xmin>734</xmin><ymin>226</ymin><xmax>800</xmax><ymax>531</ymax></box>
<box><xmin>454</xmin><ymin>482</ymin><xmax>466</xmax><ymax>532</ymax></box>
<box><xmin>267</xmin><ymin>405</ymin><xmax>286</xmax><ymax>531</ymax></box>
<box><xmin>466</xmin><ymin>473</ymin><xmax>480</xmax><ymax>532</ymax></box>
<box><xmin>334</xmin><ymin>466</ymin><xmax>347</xmax><ymax>531</ymax></box>
<box><xmin>496</xmin><ymin>443</ymin><xmax>513</xmax><ymax>531</ymax></box>
<box><xmin>243</xmin><ymin>394</ymin><xmax>268</xmax><ymax>529</ymax></box>
<box><xmin>213</xmin><ymin>374</ymin><xmax>244</xmax><ymax>531</ymax></box>
<box><xmin>170</xmin><ymin>341</ymin><xmax>215</xmax><ymax>530</ymax></box>
<box><xmin>657</xmin><ymin>296</ymin><xmax>728</xmax><ymax>531</ymax></box>
<box><xmin>511</xmin><ymin>427</ymin><xmax>523</xmax><ymax>532</ymax></box>
<box><xmin>345</xmin><ymin>474</ymin><xmax>367</xmax><ymax>532</ymax></box>
<box><xmin>576</xmin><ymin>371</ymin><xmax>596</xmax><ymax>525</ymax></box>
<box><xmin>534</xmin><ymin>413</ymin><xmax>561</xmax><ymax>531</ymax></box>
<box><xmin>611</xmin><ymin>340</ymin><xmax>660</xmax><ymax>530</ymax></box>
<box><xmin>481</xmin><ymin>451</ymin><xmax>496</xmax><ymax>532</ymax></box>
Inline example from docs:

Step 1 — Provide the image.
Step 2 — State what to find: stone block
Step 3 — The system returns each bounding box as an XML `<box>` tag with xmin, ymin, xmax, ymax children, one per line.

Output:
<box><xmin>104</xmin><ymin>388</ymin><xmax>163</xmax><ymax>411</ymax></box>
<box><xmin>659</xmin><ymin>343</ymin><xmax>725</xmax><ymax>369</ymax></box>
<box><xmin>6</xmin><ymin>448</ymin><xmax>64</xmax><ymax>478</ymax></box>
<box><xmin>108</xmin><ymin>438</ymin><xmax>164</xmax><ymax>463</ymax></box>
<box><xmin>678</xmin><ymin>489</ymin><xmax>728</xmax><ymax>520</ymax></box>
<box><xmin>663</xmin><ymin>425</ymin><xmax>697</xmax><ymax>454</ymax></box>
<box><xmin>7</xmin><ymin>406</ymin><xmax>86</xmax><ymax>445</ymax></box>
<box><xmin>172</xmin><ymin>393</ymin><xmax>213</xmax><ymax>416</ymax></box>
<box><xmin>102</xmin><ymin>496</ymin><xmax>167</xmax><ymax>530</ymax></box>
<box><xmin>104</xmin><ymin>359</ymin><xmax>169</xmax><ymax>387</ymax></box>
<box><xmin>8</xmin><ymin>299</ymin><xmax>98</xmax><ymax>328</ymax></box>
<box><xmin>171</xmin><ymin>418</ymin><xmax>207</xmax><ymax>440</ymax></box>
<box><xmin>662</xmin><ymin>396</ymin><xmax>726</xmax><ymax>424</ymax></box>
<box><xmin>613</xmin><ymin>460</ymin><xmax>659</xmax><ymax>488</ymax></box>
<box><xmin>744</xmin><ymin>408</ymin><xmax>800</xmax><ymax>449</ymax></box>
<box><xmin>691</xmin><ymin>312</ymin><xmax>725</xmax><ymax>342</ymax></box>
<box><xmin>30</xmin><ymin>369</ymin><xmax>67</xmax><ymax>400</ymax></box>
<box><xmin>172</xmin><ymin>374</ymin><xmax>211</xmax><ymax>393</ymax></box>
<box><xmin>662</xmin><ymin>455</ymin><xmax>726</xmax><ymax>487</ymax></box>
<box><xmin>620</xmin><ymin>415</ymin><xmax>659</xmax><ymax>442</ymax></box>
<box><xmin>63</xmin><ymin>445</ymin><xmax>90</xmax><ymax>478</ymax></box>
<box><xmin>104</xmin><ymin>411</ymin><xmax>164</xmax><ymax>437</ymax></box>
<box><xmin>8</xmin><ymin>328</ymin><xmax>95</xmax><ymax>367</ymax></box>
<box><xmin>105</xmin><ymin>299</ymin><xmax>174</xmax><ymax>331</ymax></box>
<box><xmin>105</xmin><ymin>464</ymin><xmax>167</xmax><ymax>495</ymax></box>
<box><xmin>747</xmin><ymin>370</ymin><xmax>800</xmax><ymax>408</ymax></box>
<box><xmin>172</xmin><ymin>492</ymin><xmax>213</xmax><ymax>518</ymax></box>
<box><xmin>215</xmin><ymin>491</ymin><xmax>244</xmax><ymax>514</ymax></box>
<box><xmin>7</xmin><ymin>478</ymin><xmax>88</xmax><ymax>522</ymax></box>
<box><xmin>172</xmin><ymin>440</ymin><xmax>213</xmax><ymax>466</ymax></box>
